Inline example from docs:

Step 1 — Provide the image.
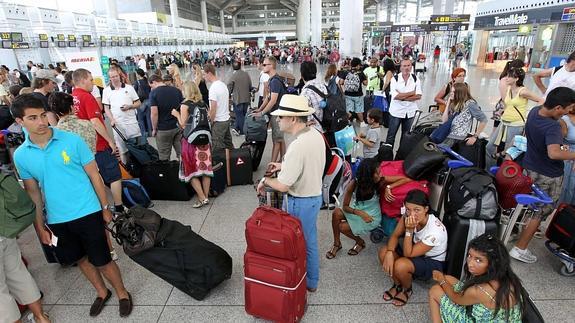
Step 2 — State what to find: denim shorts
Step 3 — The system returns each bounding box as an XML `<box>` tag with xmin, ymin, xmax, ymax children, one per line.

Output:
<box><xmin>95</xmin><ymin>148</ymin><xmax>122</xmax><ymax>185</ymax></box>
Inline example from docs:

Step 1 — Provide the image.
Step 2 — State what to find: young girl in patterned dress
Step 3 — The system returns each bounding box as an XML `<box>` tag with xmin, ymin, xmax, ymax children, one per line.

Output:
<box><xmin>429</xmin><ymin>234</ymin><xmax>524</xmax><ymax>322</ymax></box>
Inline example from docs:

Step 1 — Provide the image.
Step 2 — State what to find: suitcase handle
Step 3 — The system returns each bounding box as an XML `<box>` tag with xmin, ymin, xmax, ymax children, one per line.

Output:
<box><xmin>437</xmin><ymin>144</ymin><xmax>473</xmax><ymax>169</ymax></box>
<box><xmin>515</xmin><ymin>184</ymin><xmax>553</xmax><ymax>206</ymax></box>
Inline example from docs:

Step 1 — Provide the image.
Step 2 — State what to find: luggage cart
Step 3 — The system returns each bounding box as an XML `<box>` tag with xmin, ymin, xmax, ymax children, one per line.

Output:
<box><xmin>489</xmin><ymin>166</ymin><xmax>553</xmax><ymax>246</ymax></box>
<box><xmin>545</xmin><ymin>240</ymin><xmax>575</xmax><ymax>276</ymax></box>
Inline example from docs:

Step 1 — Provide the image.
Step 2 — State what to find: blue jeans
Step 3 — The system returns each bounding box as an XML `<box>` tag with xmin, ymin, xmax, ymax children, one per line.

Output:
<box><xmin>386</xmin><ymin>115</ymin><xmax>414</xmax><ymax>148</ymax></box>
<box><xmin>284</xmin><ymin>195</ymin><xmax>322</xmax><ymax>289</ymax></box>
<box><xmin>234</xmin><ymin>102</ymin><xmax>249</xmax><ymax>134</ymax></box>
<box><xmin>137</xmin><ymin>99</ymin><xmax>152</xmax><ymax>137</ymax></box>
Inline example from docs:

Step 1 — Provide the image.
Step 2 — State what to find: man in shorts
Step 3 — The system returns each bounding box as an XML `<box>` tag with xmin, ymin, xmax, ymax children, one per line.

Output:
<box><xmin>254</xmin><ymin>56</ymin><xmax>286</xmax><ymax>163</ymax></box>
<box><xmin>12</xmin><ymin>94</ymin><xmax>133</xmax><ymax>318</ymax></box>
<box><xmin>338</xmin><ymin>57</ymin><xmax>368</xmax><ymax>124</ymax></box>
<box><xmin>510</xmin><ymin>87</ymin><xmax>575</xmax><ymax>263</ymax></box>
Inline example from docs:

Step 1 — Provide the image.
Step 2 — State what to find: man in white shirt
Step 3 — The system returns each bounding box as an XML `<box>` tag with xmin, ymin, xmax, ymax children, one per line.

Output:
<box><xmin>386</xmin><ymin>57</ymin><xmax>422</xmax><ymax>148</ymax></box>
<box><xmin>204</xmin><ymin>63</ymin><xmax>233</xmax><ymax>153</ymax></box>
<box><xmin>533</xmin><ymin>50</ymin><xmax>575</xmax><ymax>98</ymax></box>
<box><xmin>137</xmin><ymin>55</ymin><xmax>147</xmax><ymax>73</ymax></box>
<box><xmin>257</xmin><ymin>65</ymin><xmax>270</xmax><ymax>109</ymax></box>
<box><xmin>102</xmin><ymin>68</ymin><xmax>141</xmax><ymax>163</ymax></box>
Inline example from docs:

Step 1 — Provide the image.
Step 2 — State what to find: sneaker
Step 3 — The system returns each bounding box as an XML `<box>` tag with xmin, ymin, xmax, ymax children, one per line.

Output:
<box><xmin>328</xmin><ymin>203</ymin><xmax>336</xmax><ymax>210</ymax></box>
<box><xmin>534</xmin><ymin>228</ymin><xmax>544</xmax><ymax>239</ymax></box>
<box><xmin>509</xmin><ymin>246</ymin><xmax>537</xmax><ymax>264</ymax></box>
<box><xmin>110</xmin><ymin>250</ymin><xmax>119</xmax><ymax>261</ymax></box>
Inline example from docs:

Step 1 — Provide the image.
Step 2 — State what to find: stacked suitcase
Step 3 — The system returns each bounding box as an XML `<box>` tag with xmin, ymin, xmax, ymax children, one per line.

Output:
<box><xmin>244</xmin><ymin>206</ymin><xmax>307</xmax><ymax>322</ymax></box>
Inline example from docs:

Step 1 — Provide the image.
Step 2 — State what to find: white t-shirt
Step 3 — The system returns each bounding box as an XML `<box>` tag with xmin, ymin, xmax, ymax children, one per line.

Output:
<box><xmin>413</xmin><ymin>213</ymin><xmax>448</xmax><ymax>261</ymax></box>
<box><xmin>258</xmin><ymin>71</ymin><xmax>270</xmax><ymax>97</ymax></box>
<box><xmin>138</xmin><ymin>58</ymin><xmax>147</xmax><ymax>72</ymax></box>
<box><xmin>389</xmin><ymin>74</ymin><xmax>422</xmax><ymax>118</ymax></box>
<box><xmin>208</xmin><ymin>80</ymin><xmax>230</xmax><ymax>122</ymax></box>
<box><xmin>545</xmin><ymin>66</ymin><xmax>575</xmax><ymax>98</ymax></box>
<box><xmin>102</xmin><ymin>84</ymin><xmax>140</xmax><ymax>125</ymax></box>
<box><xmin>91</xmin><ymin>86</ymin><xmax>101</xmax><ymax>99</ymax></box>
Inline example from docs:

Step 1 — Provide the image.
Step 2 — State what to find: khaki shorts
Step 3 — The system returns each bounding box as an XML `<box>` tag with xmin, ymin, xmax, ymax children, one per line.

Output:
<box><xmin>525</xmin><ymin>169</ymin><xmax>563</xmax><ymax>221</ymax></box>
<box><xmin>270</xmin><ymin>115</ymin><xmax>284</xmax><ymax>142</ymax></box>
<box><xmin>0</xmin><ymin>238</ymin><xmax>41</xmax><ymax>322</ymax></box>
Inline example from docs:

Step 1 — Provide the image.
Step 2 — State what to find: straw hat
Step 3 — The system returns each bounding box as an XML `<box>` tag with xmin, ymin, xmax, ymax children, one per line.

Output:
<box><xmin>271</xmin><ymin>94</ymin><xmax>315</xmax><ymax>117</ymax></box>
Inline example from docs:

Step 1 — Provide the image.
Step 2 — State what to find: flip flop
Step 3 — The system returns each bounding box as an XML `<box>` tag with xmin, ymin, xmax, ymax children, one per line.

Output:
<box><xmin>347</xmin><ymin>242</ymin><xmax>365</xmax><ymax>256</ymax></box>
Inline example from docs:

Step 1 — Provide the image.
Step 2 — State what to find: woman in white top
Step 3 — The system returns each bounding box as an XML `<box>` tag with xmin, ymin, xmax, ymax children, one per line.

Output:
<box><xmin>378</xmin><ymin>189</ymin><xmax>448</xmax><ymax>307</ymax></box>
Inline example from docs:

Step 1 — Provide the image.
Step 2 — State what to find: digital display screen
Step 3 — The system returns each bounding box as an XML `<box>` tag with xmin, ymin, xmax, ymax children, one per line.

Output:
<box><xmin>39</xmin><ymin>41</ymin><xmax>49</xmax><ymax>48</ymax></box>
<box><xmin>57</xmin><ymin>41</ymin><xmax>67</xmax><ymax>47</ymax></box>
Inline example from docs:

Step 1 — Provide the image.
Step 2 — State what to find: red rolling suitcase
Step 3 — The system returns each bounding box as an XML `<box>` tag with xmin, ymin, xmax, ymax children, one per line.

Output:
<box><xmin>245</xmin><ymin>206</ymin><xmax>306</xmax><ymax>260</ymax></box>
<box><xmin>244</xmin><ymin>206</ymin><xmax>308</xmax><ymax>322</ymax></box>
<box><xmin>244</xmin><ymin>251</ymin><xmax>307</xmax><ymax>322</ymax></box>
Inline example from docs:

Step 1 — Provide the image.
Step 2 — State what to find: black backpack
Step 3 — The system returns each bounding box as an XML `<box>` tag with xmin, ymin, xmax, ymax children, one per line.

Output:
<box><xmin>183</xmin><ymin>101</ymin><xmax>211</xmax><ymax>145</ymax></box>
<box><xmin>393</xmin><ymin>73</ymin><xmax>418</xmax><ymax>83</ymax></box>
<box><xmin>307</xmin><ymin>85</ymin><xmax>348</xmax><ymax>132</ymax></box>
<box><xmin>445</xmin><ymin>167</ymin><xmax>499</xmax><ymax>220</ymax></box>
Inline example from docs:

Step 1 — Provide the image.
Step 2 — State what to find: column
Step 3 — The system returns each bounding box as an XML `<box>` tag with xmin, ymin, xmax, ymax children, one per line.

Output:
<box><xmin>415</xmin><ymin>0</ymin><xmax>422</xmax><ymax>23</ymax></box>
<box><xmin>220</xmin><ymin>10</ymin><xmax>225</xmax><ymax>34</ymax></box>
<box><xmin>232</xmin><ymin>15</ymin><xmax>237</xmax><ymax>33</ymax></box>
<box><xmin>169</xmin><ymin>0</ymin><xmax>179</xmax><ymax>28</ymax></box>
<box><xmin>444</xmin><ymin>0</ymin><xmax>455</xmax><ymax>14</ymax></box>
<box><xmin>375</xmin><ymin>1</ymin><xmax>382</xmax><ymax>22</ymax></box>
<box><xmin>201</xmin><ymin>0</ymin><xmax>208</xmax><ymax>31</ymax></box>
<box><xmin>433</xmin><ymin>0</ymin><xmax>442</xmax><ymax>15</ymax></box>
<box><xmin>395</xmin><ymin>0</ymin><xmax>399</xmax><ymax>23</ymax></box>
<box><xmin>105</xmin><ymin>0</ymin><xmax>118</xmax><ymax>19</ymax></box>
<box><xmin>338</xmin><ymin>0</ymin><xmax>363</xmax><ymax>58</ymax></box>
<box><xmin>387</xmin><ymin>1</ymin><xmax>393</xmax><ymax>22</ymax></box>
<box><xmin>310</xmin><ymin>0</ymin><xmax>322</xmax><ymax>47</ymax></box>
<box><xmin>297</xmin><ymin>0</ymin><xmax>311</xmax><ymax>43</ymax></box>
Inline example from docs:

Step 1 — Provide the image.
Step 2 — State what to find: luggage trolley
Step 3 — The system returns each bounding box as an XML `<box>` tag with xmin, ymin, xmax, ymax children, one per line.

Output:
<box><xmin>545</xmin><ymin>240</ymin><xmax>575</xmax><ymax>276</ymax></box>
<box><xmin>369</xmin><ymin>145</ymin><xmax>472</xmax><ymax>243</ymax></box>
<box><xmin>488</xmin><ymin>166</ymin><xmax>554</xmax><ymax>247</ymax></box>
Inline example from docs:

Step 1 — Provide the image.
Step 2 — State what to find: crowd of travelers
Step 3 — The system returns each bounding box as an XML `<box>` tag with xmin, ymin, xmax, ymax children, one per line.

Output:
<box><xmin>1</xmin><ymin>44</ymin><xmax>574</xmax><ymax>323</ymax></box>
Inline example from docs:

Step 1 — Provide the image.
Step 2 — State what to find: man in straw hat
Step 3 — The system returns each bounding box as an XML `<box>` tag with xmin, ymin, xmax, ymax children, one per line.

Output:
<box><xmin>256</xmin><ymin>94</ymin><xmax>326</xmax><ymax>293</ymax></box>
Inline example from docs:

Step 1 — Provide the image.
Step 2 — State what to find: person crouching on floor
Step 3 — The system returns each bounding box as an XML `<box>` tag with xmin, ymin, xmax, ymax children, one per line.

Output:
<box><xmin>378</xmin><ymin>189</ymin><xmax>447</xmax><ymax>307</ymax></box>
<box><xmin>326</xmin><ymin>158</ymin><xmax>383</xmax><ymax>259</ymax></box>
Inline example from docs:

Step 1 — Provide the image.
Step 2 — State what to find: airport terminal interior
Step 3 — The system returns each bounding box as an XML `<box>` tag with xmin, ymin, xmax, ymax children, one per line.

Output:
<box><xmin>1</xmin><ymin>0</ymin><xmax>575</xmax><ymax>322</ymax></box>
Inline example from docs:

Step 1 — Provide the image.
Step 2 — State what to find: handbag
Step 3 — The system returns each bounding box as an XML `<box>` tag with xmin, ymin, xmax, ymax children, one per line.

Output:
<box><xmin>403</xmin><ymin>139</ymin><xmax>446</xmax><ymax>180</ymax></box>
<box><xmin>430</xmin><ymin>113</ymin><xmax>457</xmax><ymax>144</ymax></box>
<box><xmin>491</xmin><ymin>99</ymin><xmax>505</xmax><ymax>121</ymax></box>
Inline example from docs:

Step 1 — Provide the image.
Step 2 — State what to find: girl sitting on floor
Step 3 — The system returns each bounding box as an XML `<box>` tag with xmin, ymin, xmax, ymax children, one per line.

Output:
<box><xmin>378</xmin><ymin>189</ymin><xmax>448</xmax><ymax>307</ymax></box>
<box><xmin>326</xmin><ymin>158</ymin><xmax>383</xmax><ymax>259</ymax></box>
<box><xmin>429</xmin><ymin>233</ymin><xmax>523</xmax><ymax>322</ymax></box>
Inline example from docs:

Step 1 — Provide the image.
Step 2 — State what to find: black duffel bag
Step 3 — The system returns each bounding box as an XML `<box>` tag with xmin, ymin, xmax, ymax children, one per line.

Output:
<box><xmin>108</xmin><ymin>206</ymin><xmax>162</xmax><ymax>256</ymax></box>
<box><xmin>403</xmin><ymin>139</ymin><xmax>446</xmax><ymax>180</ymax></box>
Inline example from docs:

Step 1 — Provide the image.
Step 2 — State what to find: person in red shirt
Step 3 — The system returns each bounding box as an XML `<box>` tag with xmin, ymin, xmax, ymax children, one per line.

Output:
<box><xmin>72</xmin><ymin>69</ymin><xmax>124</xmax><ymax>215</ymax></box>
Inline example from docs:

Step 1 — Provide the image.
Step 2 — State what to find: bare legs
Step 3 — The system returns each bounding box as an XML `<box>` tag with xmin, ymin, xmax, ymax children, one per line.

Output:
<box><xmin>77</xmin><ymin>257</ymin><xmax>129</xmax><ymax>300</ymax></box>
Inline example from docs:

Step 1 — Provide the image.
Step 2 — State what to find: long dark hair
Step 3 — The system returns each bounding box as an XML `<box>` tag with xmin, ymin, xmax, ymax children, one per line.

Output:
<box><xmin>499</xmin><ymin>59</ymin><xmax>524</xmax><ymax>80</ymax></box>
<box><xmin>354</xmin><ymin>158</ymin><xmax>380</xmax><ymax>201</ymax></box>
<box><xmin>461</xmin><ymin>234</ymin><xmax>524</xmax><ymax>321</ymax></box>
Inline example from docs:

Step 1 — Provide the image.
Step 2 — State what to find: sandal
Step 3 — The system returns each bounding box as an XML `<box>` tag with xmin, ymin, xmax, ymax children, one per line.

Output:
<box><xmin>325</xmin><ymin>244</ymin><xmax>342</xmax><ymax>259</ymax></box>
<box><xmin>392</xmin><ymin>287</ymin><xmax>413</xmax><ymax>307</ymax></box>
<box><xmin>383</xmin><ymin>284</ymin><xmax>401</xmax><ymax>301</ymax></box>
<box><xmin>347</xmin><ymin>241</ymin><xmax>365</xmax><ymax>256</ymax></box>
<box><xmin>192</xmin><ymin>199</ymin><xmax>209</xmax><ymax>208</ymax></box>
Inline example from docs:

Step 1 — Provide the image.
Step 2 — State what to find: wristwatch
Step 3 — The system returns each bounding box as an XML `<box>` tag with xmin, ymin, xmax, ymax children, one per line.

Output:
<box><xmin>405</xmin><ymin>231</ymin><xmax>412</xmax><ymax>237</ymax></box>
<box><xmin>102</xmin><ymin>204</ymin><xmax>113</xmax><ymax>212</ymax></box>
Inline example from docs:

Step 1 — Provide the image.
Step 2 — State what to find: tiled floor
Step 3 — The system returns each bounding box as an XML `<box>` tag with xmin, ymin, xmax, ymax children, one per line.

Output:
<box><xmin>16</xmin><ymin>59</ymin><xmax>574</xmax><ymax>322</ymax></box>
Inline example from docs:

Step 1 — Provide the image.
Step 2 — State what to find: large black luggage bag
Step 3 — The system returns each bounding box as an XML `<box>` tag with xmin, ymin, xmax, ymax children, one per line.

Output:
<box><xmin>210</xmin><ymin>154</ymin><xmax>227</xmax><ymax>197</ymax></box>
<box><xmin>213</xmin><ymin>148</ymin><xmax>253</xmax><ymax>186</ymax></box>
<box><xmin>241</xmin><ymin>141</ymin><xmax>266</xmax><ymax>171</ymax></box>
<box><xmin>451</xmin><ymin>138</ymin><xmax>487</xmax><ymax>169</ymax></box>
<box><xmin>140</xmin><ymin>160</ymin><xmax>191</xmax><ymax>201</ymax></box>
<box><xmin>443</xmin><ymin>213</ymin><xmax>498</xmax><ymax>279</ymax></box>
<box><xmin>130</xmin><ymin>218</ymin><xmax>233</xmax><ymax>300</ymax></box>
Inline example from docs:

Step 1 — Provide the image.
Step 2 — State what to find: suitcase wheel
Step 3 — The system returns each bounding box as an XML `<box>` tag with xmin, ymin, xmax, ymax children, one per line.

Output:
<box><xmin>370</xmin><ymin>227</ymin><xmax>386</xmax><ymax>243</ymax></box>
<box><xmin>560</xmin><ymin>263</ymin><xmax>575</xmax><ymax>277</ymax></box>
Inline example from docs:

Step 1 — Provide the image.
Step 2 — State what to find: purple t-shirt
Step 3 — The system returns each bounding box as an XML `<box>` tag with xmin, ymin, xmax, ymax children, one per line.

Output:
<box><xmin>523</xmin><ymin>107</ymin><xmax>564</xmax><ymax>178</ymax></box>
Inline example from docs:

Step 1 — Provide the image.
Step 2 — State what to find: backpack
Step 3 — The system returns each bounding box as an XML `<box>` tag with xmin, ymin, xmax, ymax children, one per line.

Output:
<box><xmin>0</xmin><ymin>173</ymin><xmax>36</xmax><ymax>238</ymax></box>
<box><xmin>445</xmin><ymin>167</ymin><xmax>499</xmax><ymax>220</ymax></box>
<box><xmin>344</xmin><ymin>71</ymin><xmax>361</xmax><ymax>92</ymax></box>
<box><xmin>393</xmin><ymin>73</ymin><xmax>418</xmax><ymax>83</ymax></box>
<box><xmin>122</xmin><ymin>179</ymin><xmax>154</xmax><ymax>208</ymax></box>
<box><xmin>553</xmin><ymin>65</ymin><xmax>563</xmax><ymax>75</ymax></box>
<box><xmin>326</xmin><ymin>76</ymin><xmax>339</xmax><ymax>95</ymax></box>
<box><xmin>307</xmin><ymin>85</ymin><xmax>348</xmax><ymax>132</ymax></box>
<box><xmin>183</xmin><ymin>101</ymin><xmax>211</xmax><ymax>145</ymax></box>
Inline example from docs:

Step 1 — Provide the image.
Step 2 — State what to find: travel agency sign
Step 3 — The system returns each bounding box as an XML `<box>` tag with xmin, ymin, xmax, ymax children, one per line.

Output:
<box><xmin>494</xmin><ymin>14</ymin><xmax>528</xmax><ymax>26</ymax></box>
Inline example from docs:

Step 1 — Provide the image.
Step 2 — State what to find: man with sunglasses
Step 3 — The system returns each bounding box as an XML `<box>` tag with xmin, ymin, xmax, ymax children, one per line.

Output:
<box><xmin>257</xmin><ymin>94</ymin><xmax>325</xmax><ymax>293</ymax></box>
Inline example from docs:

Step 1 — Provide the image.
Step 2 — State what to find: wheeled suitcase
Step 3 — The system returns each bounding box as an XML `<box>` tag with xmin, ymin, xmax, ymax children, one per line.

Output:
<box><xmin>395</xmin><ymin>110</ymin><xmax>429</xmax><ymax>160</ymax></box>
<box><xmin>140</xmin><ymin>160</ymin><xmax>191</xmax><ymax>201</ymax></box>
<box><xmin>443</xmin><ymin>213</ymin><xmax>498</xmax><ymax>279</ymax></box>
<box><xmin>210</xmin><ymin>153</ymin><xmax>227</xmax><ymax>197</ymax></box>
<box><xmin>213</xmin><ymin>148</ymin><xmax>253</xmax><ymax>186</ymax></box>
<box><xmin>245</xmin><ymin>206</ymin><xmax>306</xmax><ymax>260</ymax></box>
<box><xmin>452</xmin><ymin>137</ymin><xmax>487</xmax><ymax>169</ymax></box>
<box><xmin>546</xmin><ymin>203</ymin><xmax>575</xmax><ymax>257</ymax></box>
<box><xmin>130</xmin><ymin>218</ymin><xmax>233</xmax><ymax>300</ymax></box>
<box><xmin>244</xmin><ymin>251</ymin><xmax>307</xmax><ymax>323</ymax></box>
<box><xmin>241</xmin><ymin>141</ymin><xmax>266</xmax><ymax>171</ymax></box>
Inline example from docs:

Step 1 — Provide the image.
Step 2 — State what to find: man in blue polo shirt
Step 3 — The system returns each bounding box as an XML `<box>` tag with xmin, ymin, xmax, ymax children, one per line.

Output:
<box><xmin>11</xmin><ymin>94</ymin><xmax>133</xmax><ymax>318</ymax></box>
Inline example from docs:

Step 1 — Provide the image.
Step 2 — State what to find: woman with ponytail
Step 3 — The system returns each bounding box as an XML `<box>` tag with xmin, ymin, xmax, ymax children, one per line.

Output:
<box><xmin>429</xmin><ymin>233</ymin><xmax>523</xmax><ymax>322</ymax></box>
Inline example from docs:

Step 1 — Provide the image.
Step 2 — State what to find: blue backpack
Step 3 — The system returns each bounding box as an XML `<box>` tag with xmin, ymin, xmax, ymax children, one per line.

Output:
<box><xmin>122</xmin><ymin>179</ymin><xmax>153</xmax><ymax>208</ymax></box>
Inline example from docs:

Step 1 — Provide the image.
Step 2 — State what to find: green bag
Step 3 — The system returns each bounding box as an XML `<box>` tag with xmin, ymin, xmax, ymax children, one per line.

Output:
<box><xmin>0</xmin><ymin>173</ymin><xmax>36</xmax><ymax>238</ymax></box>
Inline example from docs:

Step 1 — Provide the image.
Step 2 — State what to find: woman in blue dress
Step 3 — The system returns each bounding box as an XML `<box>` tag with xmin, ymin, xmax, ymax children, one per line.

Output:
<box><xmin>559</xmin><ymin>108</ymin><xmax>575</xmax><ymax>205</ymax></box>
<box><xmin>326</xmin><ymin>158</ymin><xmax>383</xmax><ymax>258</ymax></box>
